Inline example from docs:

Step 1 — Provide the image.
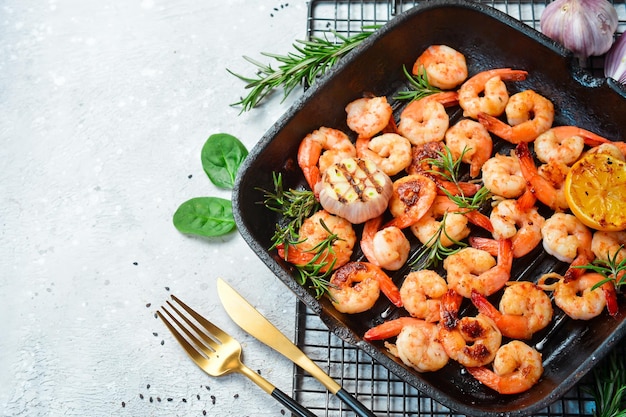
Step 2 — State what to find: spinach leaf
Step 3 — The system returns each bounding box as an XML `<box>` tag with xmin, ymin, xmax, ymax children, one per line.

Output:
<box><xmin>173</xmin><ymin>197</ymin><xmax>236</xmax><ymax>237</ymax></box>
<box><xmin>201</xmin><ymin>133</ymin><xmax>248</xmax><ymax>189</ymax></box>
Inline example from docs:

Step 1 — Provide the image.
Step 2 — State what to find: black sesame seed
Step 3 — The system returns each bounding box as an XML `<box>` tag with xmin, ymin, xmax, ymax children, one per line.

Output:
<box><xmin>165</xmin><ymin>286</ymin><xmax>170</xmax><ymax>291</ymax></box>
<box><xmin>188</xmin><ymin>174</ymin><xmax>193</xmax><ymax>179</ymax></box>
<box><xmin>133</xmin><ymin>262</ymin><xmax>138</xmax><ymax>265</ymax></box>
<box><xmin>157</xmin><ymin>397</ymin><xmax>161</xmax><ymax>402</ymax></box>
<box><xmin>281</xmin><ymin>410</ymin><xmax>286</xmax><ymax>415</ymax></box>
<box><xmin>152</xmin><ymin>332</ymin><xmax>158</xmax><ymax>337</ymax></box>
<box><xmin>146</xmin><ymin>303</ymin><xmax>151</xmax><ymax>308</ymax></box>
<box><xmin>205</xmin><ymin>385</ymin><xmax>210</xmax><ymax>391</ymax></box>
<box><xmin>121</xmin><ymin>401</ymin><xmax>126</xmax><ymax>408</ymax></box>
<box><xmin>146</xmin><ymin>384</ymin><xmax>150</xmax><ymax>389</ymax></box>
<box><xmin>210</xmin><ymin>395</ymin><xmax>216</xmax><ymax>405</ymax></box>
<box><xmin>182</xmin><ymin>398</ymin><xmax>187</xmax><ymax>403</ymax></box>
<box><xmin>161</xmin><ymin>340</ymin><xmax>164</xmax><ymax>345</ymax></box>
<box><xmin>167</xmin><ymin>398</ymin><xmax>173</xmax><ymax>402</ymax></box>
<box><xmin>233</xmin><ymin>393</ymin><xmax>239</xmax><ymax>399</ymax></box>
<box><xmin>139</xmin><ymin>393</ymin><xmax>144</xmax><ymax>400</ymax></box>
<box><xmin>196</xmin><ymin>394</ymin><xmax>200</xmax><ymax>400</ymax></box>
<box><xmin>203</xmin><ymin>411</ymin><xmax>207</xmax><ymax>416</ymax></box>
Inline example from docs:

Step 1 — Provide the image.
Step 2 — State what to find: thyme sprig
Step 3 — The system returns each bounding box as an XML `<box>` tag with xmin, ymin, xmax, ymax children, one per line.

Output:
<box><xmin>259</xmin><ymin>172</ymin><xmax>319</xmax><ymax>250</ymax></box>
<box><xmin>411</xmin><ymin>212</ymin><xmax>467</xmax><ymax>269</ymax></box>
<box><xmin>573</xmin><ymin>245</ymin><xmax>626</xmax><ymax>291</ymax></box>
<box><xmin>258</xmin><ymin>173</ymin><xmax>339</xmax><ymax>299</ymax></box>
<box><xmin>425</xmin><ymin>145</ymin><xmax>491</xmax><ymax>210</ymax></box>
<box><xmin>394</xmin><ymin>64</ymin><xmax>443</xmax><ymax>101</ymax></box>
<box><xmin>584</xmin><ymin>349</ymin><xmax>626</xmax><ymax>417</ymax></box>
<box><xmin>228</xmin><ymin>27</ymin><xmax>379</xmax><ymax>112</ymax></box>
<box><xmin>289</xmin><ymin>221</ymin><xmax>339</xmax><ymax>299</ymax></box>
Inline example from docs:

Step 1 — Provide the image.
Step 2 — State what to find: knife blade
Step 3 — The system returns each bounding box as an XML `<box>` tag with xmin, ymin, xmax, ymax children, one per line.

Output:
<box><xmin>217</xmin><ymin>277</ymin><xmax>378</xmax><ymax>417</ymax></box>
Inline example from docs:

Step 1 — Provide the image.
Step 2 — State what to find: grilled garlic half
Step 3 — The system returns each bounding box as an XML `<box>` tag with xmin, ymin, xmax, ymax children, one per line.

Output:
<box><xmin>318</xmin><ymin>157</ymin><xmax>393</xmax><ymax>224</ymax></box>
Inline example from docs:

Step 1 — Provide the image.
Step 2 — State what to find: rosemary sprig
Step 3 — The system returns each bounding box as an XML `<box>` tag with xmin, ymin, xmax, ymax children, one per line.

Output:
<box><xmin>584</xmin><ymin>349</ymin><xmax>626</xmax><ymax>417</ymax></box>
<box><xmin>446</xmin><ymin>185</ymin><xmax>492</xmax><ymax>213</ymax></box>
<box><xmin>573</xmin><ymin>245</ymin><xmax>626</xmax><ymax>291</ymax></box>
<box><xmin>228</xmin><ymin>27</ymin><xmax>379</xmax><ymax>112</ymax></box>
<box><xmin>411</xmin><ymin>212</ymin><xmax>467</xmax><ymax>269</ymax></box>
<box><xmin>424</xmin><ymin>144</ymin><xmax>466</xmax><ymax>187</ymax></box>
<box><xmin>394</xmin><ymin>64</ymin><xmax>442</xmax><ymax>101</ymax></box>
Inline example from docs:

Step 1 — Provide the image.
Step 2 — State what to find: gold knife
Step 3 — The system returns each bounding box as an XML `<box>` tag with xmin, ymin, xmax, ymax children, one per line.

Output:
<box><xmin>216</xmin><ymin>278</ymin><xmax>378</xmax><ymax>417</ymax></box>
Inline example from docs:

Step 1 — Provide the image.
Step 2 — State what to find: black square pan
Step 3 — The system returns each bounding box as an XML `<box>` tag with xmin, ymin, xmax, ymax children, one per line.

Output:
<box><xmin>233</xmin><ymin>1</ymin><xmax>626</xmax><ymax>415</ymax></box>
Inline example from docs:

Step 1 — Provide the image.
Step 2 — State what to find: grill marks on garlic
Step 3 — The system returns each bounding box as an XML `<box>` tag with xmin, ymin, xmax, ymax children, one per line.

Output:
<box><xmin>318</xmin><ymin>157</ymin><xmax>393</xmax><ymax>224</ymax></box>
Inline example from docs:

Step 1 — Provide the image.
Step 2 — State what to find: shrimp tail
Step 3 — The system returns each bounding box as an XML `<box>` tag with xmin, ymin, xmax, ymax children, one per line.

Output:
<box><xmin>469</xmin><ymin>236</ymin><xmax>499</xmax><ymax>256</ymax></box>
<box><xmin>549</xmin><ymin>126</ymin><xmax>611</xmax><ymax>147</ymax></box>
<box><xmin>516</xmin><ymin>142</ymin><xmax>559</xmax><ymax>210</ymax></box>
<box><xmin>563</xmin><ymin>254</ymin><xmax>591</xmax><ymax>283</ymax></box>
<box><xmin>471</xmin><ymin>289</ymin><xmax>533</xmax><ymax>339</ymax></box>
<box><xmin>440</xmin><ymin>289</ymin><xmax>463</xmax><ymax>329</ymax></box>
<box><xmin>360</xmin><ymin>215</ymin><xmax>383</xmax><ymax>265</ymax></box>
<box><xmin>464</xmin><ymin>210</ymin><xmax>494</xmax><ymax>233</ymax></box>
<box><xmin>297</xmin><ymin>138</ymin><xmax>323</xmax><ymax>194</ymax></box>
<box><xmin>363</xmin><ymin>317</ymin><xmax>424</xmax><ymax>340</ymax></box>
<box><xmin>368</xmin><ymin>262</ymin><xmax>403</xmax><ymax>307</ymax></box>
<box><xmin>466</xmin><ymin>366</ymin><xmax>528</xmax><ymax>395</ymax></box>
<box><xmin>466</xmin><ymin>366</ymin><xmax>501</xmax><ymax>391</ymax></box>
<box><xmin>477</xmin><ymin>113</ymin><xmax>515</xmax><ymax>142</ymax></box>
<box><xmin>516</xmin><ymin>187</ymin><xmax>537</xmax><ymax>212</ymax></box>
<box><xmin>602</xmin><ymin>282</ymin><xmax>619</xmax><ymax>317</ymax></box>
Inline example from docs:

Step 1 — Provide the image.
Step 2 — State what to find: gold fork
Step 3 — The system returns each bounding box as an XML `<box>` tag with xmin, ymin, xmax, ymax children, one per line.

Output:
<box><xmin>158</xmin><ymin>295</ymin><xmax>318</xmax><ymax>417</ymax></box>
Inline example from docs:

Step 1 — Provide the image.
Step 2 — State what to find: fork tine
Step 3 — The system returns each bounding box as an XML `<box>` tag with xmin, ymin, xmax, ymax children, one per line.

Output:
<box><xmin>162</xmin><ymin>301</ymin><xmax>222</xmax><ymax>354</ymax></box>
<box><xmin>157</xmin><ymin>308</ymin><xmax>210</xmax><ymax>367</ymax></box>
<box><xmin>171</xmin><ymin>294</ymin><xmax>231</xmax><ymax>342</ymax></box>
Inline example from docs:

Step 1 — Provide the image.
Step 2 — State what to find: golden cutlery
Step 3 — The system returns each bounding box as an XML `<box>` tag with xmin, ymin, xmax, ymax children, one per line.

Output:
<box><xmin>217</xmin><ymin>277</ymin><xmax>379</xmax><ymax>417</ymax></box>
<box><xmin>157</xmin><ymin>295</ymin><xmax>318</xmax><ymax>417</ymax></box>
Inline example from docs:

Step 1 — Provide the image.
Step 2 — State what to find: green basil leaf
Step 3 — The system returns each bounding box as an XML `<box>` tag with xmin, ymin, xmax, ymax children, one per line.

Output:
<box><xmin>201</xmin><ymin>133</ymin><xmax>248</xmax><ymax>189</ymax></box>
<box><xmin>173</xmin><ymin>197</ymin><xmax>236</xmax><ymax>237</ymax></box>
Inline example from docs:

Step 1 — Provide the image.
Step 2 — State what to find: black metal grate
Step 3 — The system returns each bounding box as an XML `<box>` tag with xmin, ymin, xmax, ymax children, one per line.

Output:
<box><xmin>292</xmin><ymin>1</ymin><xmax>626</xmax><ymax>416</ymax></box>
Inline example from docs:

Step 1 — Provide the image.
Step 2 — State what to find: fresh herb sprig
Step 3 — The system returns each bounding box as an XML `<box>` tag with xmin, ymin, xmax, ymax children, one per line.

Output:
<box><xmin>574</xmin><ymin>245</ymin><xmax>626</xmax><ymax>291</ymax></box>
<box><xmin>259</xmin><ymin>173</ymin><xmax>340</xmax><ymax>298</ymax></box>
<box><xmin>259</xmin><ymin>172</ymin><xmax>320</xmax><ymax>250</ymax></box>
<box><xmin>229</xmin><ymin>27</ymin><xmax>379</xmax><ymax>112</ymax></box>
<box><xmin>585</xmin><ymin>349</ymin><xmax>626</xmax><ymax>417</ymax></box>
<box><xmin>394</xmin><ymin>65</ymin><xmax>443</xmax><ymax>101</ymax></box>
<box><xmin>411</xmin><ymin>212</ymin><xmax>467</xmax><ymax>268</ymax></box>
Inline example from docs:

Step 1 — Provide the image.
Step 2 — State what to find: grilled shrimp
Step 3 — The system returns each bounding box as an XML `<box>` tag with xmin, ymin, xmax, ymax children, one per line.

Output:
<box><xmin>478</xmin><ymin>90</ymin><xmax>554</xmax><ymax>144</ymax></box>
<box><xmin>444</xmin><ymin>118</ymin><xmax>493</xmax><ymax>178</ymax></box>
<box><xmin>443</xmin><ymin>238</ymin><xmax>513</xmax><ymax>298</ymax></box>
<box><xmin>277</xmin><ymin>209</ymin><xmax>356</xmax><ymax>272</ymax></box>
<box><xmin>466</xmin><ymin>340</ymin><xmax>543</xmax><ymax>394</ymax></box>
<box><xmin>329</xmin><ymin>261</ymin><xmax>403</xmax><ymax>314</ymax></box>
<box><xmin>360</xmin><ymin>215</ymin><xmax>411</xmax><ymax>271</ymax></box>
<box><xmin>470</xmin><ymin>282</ymin><xmax>553</xmax><ymax>340</ymax></box>
<box><xmin>364</xmin><ymin>317</ymin><xmax>450</xmax><ymax>372</ymax></box>
<box><xmin>345</xmin><ymin>96</ymin><xmax>394</xmax><ymax>139</ymax></box>
<box><xmin>400</xmin><ymin>270</ymin><xmax>449</xmax><ymax>323</ymax></box>
<box><xmin>458</xmin><ymin>68</ymin><xmax>528</xmax><ymax>119</ymax></box>
<box><xmin>412</xmin><ymin>45</ymin><xmax>468</xmax><ymax>90</ymax></box>
<box><xmin>397</xmin><ymin>92</ymin><xmax>458</xmax><ymax>146</ymax></box>
<box><xmin>297</xmin><ymin>127</ymin><xmax>356</xmax><ymax>193</ymax></box>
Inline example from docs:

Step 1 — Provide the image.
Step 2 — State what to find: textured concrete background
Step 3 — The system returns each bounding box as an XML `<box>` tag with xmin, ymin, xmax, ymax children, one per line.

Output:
<box><xmin>0</xmin><ymin>1</ymin><xmax>310</xmax><ymax>415</ymax></box>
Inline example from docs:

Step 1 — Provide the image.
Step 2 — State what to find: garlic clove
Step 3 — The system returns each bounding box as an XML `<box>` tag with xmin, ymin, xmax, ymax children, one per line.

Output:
<box><xmin>605</xmin><ymin>32</ymin><xmax>626</xmax><ymax>84</ymax></box>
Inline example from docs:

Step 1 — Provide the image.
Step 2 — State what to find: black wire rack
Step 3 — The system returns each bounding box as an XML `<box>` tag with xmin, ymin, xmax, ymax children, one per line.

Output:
<box><xmin>291</xmin><ymin>1</ymin><xmax>626</xmax><ymax>416</ymax></box>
